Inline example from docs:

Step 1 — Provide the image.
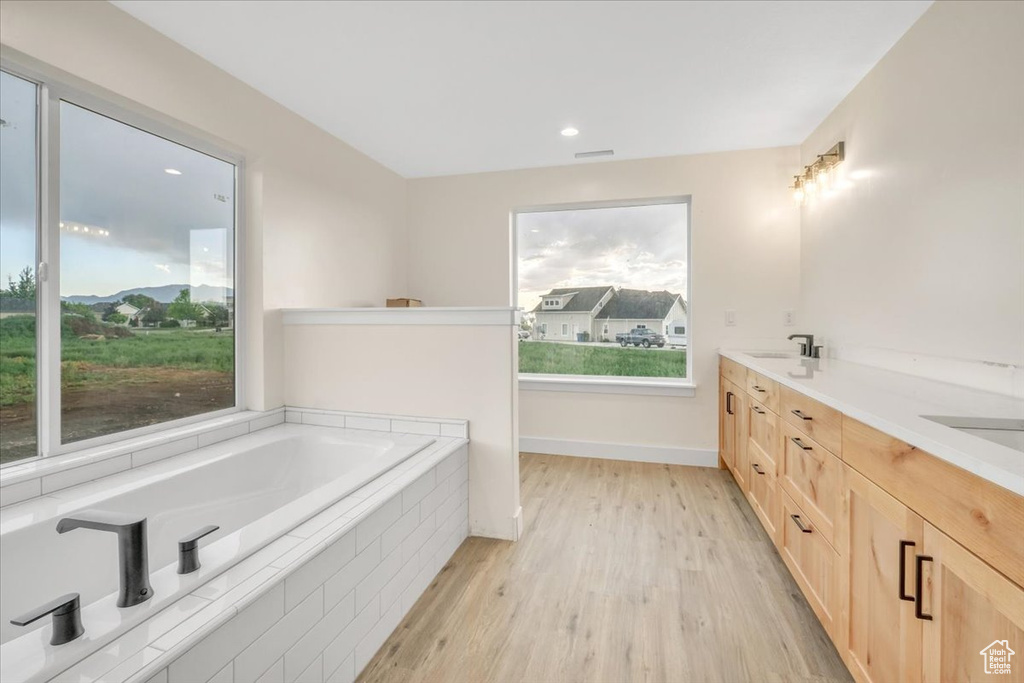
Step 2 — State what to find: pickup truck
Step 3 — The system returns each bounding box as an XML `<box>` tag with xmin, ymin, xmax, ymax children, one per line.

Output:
<box><xmin>615</xmin><ymin>328</ymin><xmax>666</xmax><ymax>348</ymax></box>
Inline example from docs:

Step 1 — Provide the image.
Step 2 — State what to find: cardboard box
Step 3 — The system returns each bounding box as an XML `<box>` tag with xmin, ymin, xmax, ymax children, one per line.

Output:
<box><xmin>386</xmin><ymin>298</ymin><xmax>423</xmax><ymax>308</ymax></box>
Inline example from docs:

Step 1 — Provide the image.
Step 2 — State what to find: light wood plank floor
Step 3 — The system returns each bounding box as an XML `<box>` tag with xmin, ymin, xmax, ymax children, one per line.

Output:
<box><xmin>358</xmin><ymin>453</ymin><xmax>851</xmax><ymax>683</ymax></box>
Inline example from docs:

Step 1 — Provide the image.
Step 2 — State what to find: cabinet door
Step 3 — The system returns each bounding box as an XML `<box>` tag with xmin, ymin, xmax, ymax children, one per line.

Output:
<box><xmin>920</xmin><ymin>523</ymin><xmax>1024</xmax><ymax>682</ymax></box>
<box><xmin>747</xmin><ymin>398</ymin><xmax>778</xmax><ymax>475</ymax></box>
<box><xmin>732</xmin><ymin>389</ymin><xmax>749</xmax><ymax>493</ymax></box>
<box><xmin>837</xmin><ymin>465</ymin><xmax>924</xmax><ymax>683</ymax></box>
<box><xmin>780</xmin><ymin>490</ymin><xmax>839</xmax><ymax>637</ymax></box>
<box><xmin>719</xmin><ymin>377</ymin><xmax>737</xmax><ymax>470</ymax></box>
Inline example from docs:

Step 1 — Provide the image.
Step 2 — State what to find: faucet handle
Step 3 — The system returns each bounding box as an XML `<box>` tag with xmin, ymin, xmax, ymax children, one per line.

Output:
<box><xmin>10</xmin><ymin>593</ymin><xmax>85</xmax><ymax>646</ymax></box>
<box><xmin>178</xmin><ymin>525</ymin><xmax>220</xmax><ymax>574</ymax></box>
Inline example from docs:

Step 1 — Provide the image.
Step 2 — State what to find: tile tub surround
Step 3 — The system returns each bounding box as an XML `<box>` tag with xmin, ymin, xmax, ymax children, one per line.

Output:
<box><xmin>0</xmin><ymin>409</ymin><xmax>468</xmax><ymax>508</ymax></box>
<box><xmin>22</xmin><ymin>440</ymin><xmax>469</xmax><ymax>683</ymax></box>
<box><xmin>720</xmin><ymin>349</ymin><xmax>1024</xmax><ymax>495</ymax></box>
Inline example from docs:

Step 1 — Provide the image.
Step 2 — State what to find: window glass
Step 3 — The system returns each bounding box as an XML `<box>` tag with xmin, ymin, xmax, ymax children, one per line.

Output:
<box><xmin>0</xmin><ymin>72</ymin><xmax>38</xmax><ymax>464</ymax></box>
<box><xmin>58</xmin><ymin>102</ymin><xmax>235</xmax><ymax>446</ymax></box>
<box><xmin>517</xmin><ymin>202</ymin><xmax>688</xmax><ymax>378</ymax></box>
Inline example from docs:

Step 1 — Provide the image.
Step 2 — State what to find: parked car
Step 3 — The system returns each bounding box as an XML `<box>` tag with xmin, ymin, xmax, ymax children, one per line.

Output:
<box><xmin>518</xmin><ymin>329</ymin><xmax>531</xmax><ymax>341</ymax></box>
<box><xmin>615</xmin><ymin>328</ymin><xmax>666</xmax><ymax>348</ymax></box>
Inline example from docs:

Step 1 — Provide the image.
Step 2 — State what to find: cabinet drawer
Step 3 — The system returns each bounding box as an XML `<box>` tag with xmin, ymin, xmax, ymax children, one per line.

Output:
<box><xmin>720</xmin><ymin>356</ymin><xmax>747</xmax><ymax>387</ymax></box>
<box><xmin>780</xmin><ymin>491</ymin><xmax>839</xmax><ymax>637</ymax></box>
<box><xmin>780</xmin><ymin>385</ymin><xmax>843</xmax><ymax>456</ymax></box>
<box><xmin>745</xmin><ymin>370</ymin><xmax>779</xmax><ymax>413</ymax></box>
<box><xmin>747</xmin><ymin>399</ymin><xmax>778</xmax><ymax>476</ymax></box>
<box><xmin>779</xmin><ymin>421</ymin><xmax>841</xmax><ymax>547</ymax></box>
<box><xmin>748</xmin><ymin>462</ymin><xmax>779</xmax><ymax>542</ymax></box>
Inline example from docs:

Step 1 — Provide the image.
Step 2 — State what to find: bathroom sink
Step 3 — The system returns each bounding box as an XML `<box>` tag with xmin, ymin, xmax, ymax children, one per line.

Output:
<box><xmin>745</xmin><ymin>352</ymin><xmax>798</xmax><ymax>359</ymax></box>
<box><xmin>921</xmin><ymin>416</ymin><xmax>1024</xmax><ymax>453</ymax></box>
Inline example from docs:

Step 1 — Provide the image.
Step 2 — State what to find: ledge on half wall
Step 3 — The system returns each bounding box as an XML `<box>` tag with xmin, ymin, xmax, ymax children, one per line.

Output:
<box><xmin>519</xmin><ymin>437</ymin><xmax>717</xmax><ymax>467</ymax></box>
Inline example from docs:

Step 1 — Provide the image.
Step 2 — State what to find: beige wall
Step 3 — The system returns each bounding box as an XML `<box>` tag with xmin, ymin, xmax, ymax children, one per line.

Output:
<box><xmin>800</xmin><ymin>0</ymin><xmax>1024</xmax><ymax>368</ymax></box>
<box><xmin>0</xmin><ymin>0</ymin><xmax>409</xmax><ymax>409</ymax></box>
<box><xmin>283</xmin><ymin>324</ymin><xmax>520</xmax><ymax>540</ymax></box>
<box><xmin>407</xmin><ymin>148</ymin><xmax>802</xmax><ymax>453</ymax></box>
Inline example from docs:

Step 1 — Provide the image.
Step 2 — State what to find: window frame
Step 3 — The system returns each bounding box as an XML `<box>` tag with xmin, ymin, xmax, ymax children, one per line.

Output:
<box><xmin>512</xmin><ymin>196</ymin><xmax>694</xmax><ymax>397</ymax></box>
<box><xmin>0</xmin><ymin>55</ymin><xmax>246</xmax><ymax>465</ymax></box>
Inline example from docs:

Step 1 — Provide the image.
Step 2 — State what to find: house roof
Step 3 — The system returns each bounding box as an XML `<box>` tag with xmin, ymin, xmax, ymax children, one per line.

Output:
<box><xmin>532</xmin><ymin>286</ymin><xmax>613</xmax><ymax>313</ymax></box>
<box><xmin>595</xmin><ymin>289</ymin><xmax>686</xmax><ymax>320</ymax></box>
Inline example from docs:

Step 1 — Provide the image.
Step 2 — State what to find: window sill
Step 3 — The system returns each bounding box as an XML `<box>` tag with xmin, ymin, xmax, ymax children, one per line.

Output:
<box><xmin>518</xmin><ymin>374</ymin><xmax>697</xmax><ymax>397</ymax></box>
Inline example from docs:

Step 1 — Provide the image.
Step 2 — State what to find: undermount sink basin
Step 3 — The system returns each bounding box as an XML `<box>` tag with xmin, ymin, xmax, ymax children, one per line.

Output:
<box><xmin>745</xmin><ymin>351</ymin><xmax>798</xmax><ymax>359</ymax></box>
<box><xmin>921</xmin><ymin>416</ymin><xmax>1024</xmax><ymax>453</ymax></box>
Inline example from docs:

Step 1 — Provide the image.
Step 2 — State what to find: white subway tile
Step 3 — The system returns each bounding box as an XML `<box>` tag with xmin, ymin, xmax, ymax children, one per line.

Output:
<box><xmin>402</xmin><ymin>512</ymin><xmax>436</xmax><ymax>564</ymax></box>
<box><xmin>285</xmin><ymin>532</ymin><xmax>355</xmax><ymax>612</ymax></box>
<box><xmin>193</xmin><ymin>542</ymin><xmax>295</xmax><ymax>602</ymax></box>
<box><xmin>96</xmin><ymin>648</ymin><xmax>165</xmax><ymax>683</ymax></box>
<box><xmin>285</xmin><ymin>591</ymin><xmax>355</xmax><ymax>682</ymax></box>
<box><xmin>439</xmin><ymin>422</ymin><xmax>468</xmax><ymax>439</ymax></box>
<box><xmin>344</xmin><ymin>415</ymin><xmax>390</xmax><ymax>432</ymax></box>
<box><xmin>293</xmin><ymin>654</ymin><xmax>323</xmax><ymax>683</ymax></box>
<box><xmin>289</xmin><ymin>498</ymin><xmax>364</xmax><ymax>539</ymax></box>
<box><xmin>322</xmin><ymin>598</ymin><xmax>379</xmax><ymax>679</ymax></box>
<box><xmin>323</xmin><ymin>539</ymin><xmax>381</xmax><ymax>610</ymax></box>
<box><xmin>380</xmin><ymin>505</ymin><xmax>420</xmax><ymax>557</ymax></box>
<box><xmin>207</xmin><ymin>661</ymin><xmax>233</xmax><ymax>683</ymax></box>
<box><xmin>300</xmin><ymin>413</ymin><xmax>346</xmax><ymax>428</ymax></box>
<box><xmin>354</xmin><ymin>548</ymin><xmax>402</xmax><ymax>613</ymax></box>
<box><xmin>234</xmin><ymin>588</ymin><xmax>323</xmax><ymax>683</ymax></box>
<box><xmin>249</xmin><ymin>412</ymin><xmax>285</xmax><ymax>432</ymax></box>
<box><xmin>435</xmin><ymin>452</ymin><xmax>460</xmax><ymax>481</ymax></box>
<box><xmin>354</xmin><ymin>599</ymin><xmax>403</xmax><ymax>673</ymax></box>
<box><xmin>41</xmin><ymin>454</ymin><xmax>131</xmax><ymax>494</ymax></box>
<box><xmin>198</xmin><ymin>422</ymin><xmax>250</xmax><ymax>448</ymax></box>
<box><xmin>402</xmin><ymin>559</ymin><xmax>437</xmax><ymax>615</ymax></box>
<box><xmin>132</xmin><ymin>436</ymin><xmax>199</xmax><ymax>468</ymax></box>
<box><xmin>325</xmin><ymin>654</ymin><xmax>354</xmax><ymax>683</ymax></box>
<box><xmin>354</xmin><ymin>496</ymin><xmax>401</xmax><ymax>553</ymax></box>
<box><xmin>401</xmin><ymin>470</ymin><xmax>435</xmax><ymax>513</ymax></box>
<box><xmin>390</xmin><ymin>420</ymin><xmax>441</xmax><ymax>436</ymax></box>
<box><xmin>418</xmin><ymin>478</ymin><xmax>449</xmax><ymax>518</ymax></box>
<box><xmin>167</xmin><ymin>584</ymin><xmax>283</xmax><ymax>683</ymax></box>
<box><xmin>0</xmin><ymin>478</ymin><xmax>41</xmax><ymax>507</ymax></box>
<box><xmin>144</xmin><ymin>669</ymin><xmax>169</xmax><ymax>683</ymax></box>
<box><xmin>435</xmin><ymin>488</ymin><xmax>462</xmax><ymax>525</ymax></box>
<box><xmin>254</xmin><ymin>658</ymin><xmax>283</xmax><ymax>683</ymax></box>
<box><xmin>379</xmin><ymin>552</ymin><xmax>421</xmax><ymax>612</ymax></box>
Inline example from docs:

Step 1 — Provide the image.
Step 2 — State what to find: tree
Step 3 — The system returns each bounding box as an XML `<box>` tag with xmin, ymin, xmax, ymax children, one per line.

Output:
<box><xmin>8</xmin><ymin>266</ymin><xmax>36</xmax><ymax>300</ymax></box>
<box><xmin>205</xmin><ymin>303</ymin><xmax>230</xmax><ymax>327</ymax></box>
<box><xmin>122</xmin><ymin>293</ymin><xmax>157</xmax><ymax>310</ymax></box>
<box><xmin>142</xmin><ymin>303</ymin><xmax>167</xmax><ymax>326</ymax></box>
<box><xmin>61</xmin><ymin>301</ymin><xmax>96</xmax><ymax>318</ymax></box>
<box><xmin>167</xmin><ymin>288</ymin><xmax>200</xmax><ymax>323</ymax></box>
<box><xmin>106</xmin><ymin>312</ymin><xmax>128</xmax><ymax>325</ymax></box>
<box><xmin>102</xmin><ymin>300</ymin><xmax>123</xmax><ymax>322</ymax></box>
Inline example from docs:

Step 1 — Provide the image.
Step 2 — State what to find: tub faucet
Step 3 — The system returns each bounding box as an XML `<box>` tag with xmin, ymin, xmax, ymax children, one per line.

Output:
<box><xmin>56</xmin><ymin>510</ymin><xmax>154</xmax><ymax>608</ymax></box>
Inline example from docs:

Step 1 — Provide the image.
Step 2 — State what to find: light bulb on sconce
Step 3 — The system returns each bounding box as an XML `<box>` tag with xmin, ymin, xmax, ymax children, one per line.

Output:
<box><xmin>791</xmin><ymin>177</ymin><xmax>805</xmax><ymax>204</ymax></box>
<box><xmin>816</xmin><ymin>165</ymin><xmax>831</xmax><ymax>190</ymax></box>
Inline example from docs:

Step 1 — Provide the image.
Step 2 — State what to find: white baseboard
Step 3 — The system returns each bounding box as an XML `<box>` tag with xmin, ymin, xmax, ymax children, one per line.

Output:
<box><xmin>519</xmin><ymin>436</ymin><xmax>718</xmax><ymax>467</ymax></box>
<box><xmin>512</xmin><ymin>505</ymin><xmax>523</xmax><ymax>541</ymax></box>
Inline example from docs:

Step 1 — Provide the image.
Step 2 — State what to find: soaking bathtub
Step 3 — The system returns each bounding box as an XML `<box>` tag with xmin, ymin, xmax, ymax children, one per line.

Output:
<box><xmin>0</xmin><ymin>423</ymin><xmax>435</xmax><ymax>682</ymax></box>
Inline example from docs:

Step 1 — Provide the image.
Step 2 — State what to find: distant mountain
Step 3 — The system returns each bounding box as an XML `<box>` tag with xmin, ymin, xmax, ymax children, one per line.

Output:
<box><xmin>62</xmin><ymin>284</ymin><xmax>233</xmax><ymax>305</ymax></box>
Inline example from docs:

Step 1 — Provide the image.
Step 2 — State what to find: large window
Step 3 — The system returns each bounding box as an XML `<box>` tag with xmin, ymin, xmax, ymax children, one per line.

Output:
<box><xmin>516</xmin><ymin>199</ymin><xmax>690</xmax><ymax>382</ymax></box>
<box><xmin>0</xmin><ymin>67</ymin><xmax>240</xmax><ymax>465</ymax></box>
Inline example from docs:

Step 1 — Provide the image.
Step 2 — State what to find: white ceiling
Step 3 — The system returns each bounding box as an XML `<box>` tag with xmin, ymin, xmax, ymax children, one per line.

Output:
<box><xmin>112</xmin><ymin>0</ymin><xmax>931</xmax><ymax>178</ymax></box>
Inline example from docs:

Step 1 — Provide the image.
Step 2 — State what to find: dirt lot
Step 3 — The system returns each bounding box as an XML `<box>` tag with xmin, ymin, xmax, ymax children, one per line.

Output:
<box><xmin>0</xmin><ymin>367</ymin><xmax>234</xmax><ymax>464</ymax></box>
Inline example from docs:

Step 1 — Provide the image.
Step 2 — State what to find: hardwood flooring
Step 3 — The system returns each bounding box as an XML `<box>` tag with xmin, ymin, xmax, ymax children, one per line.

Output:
<box><xmin>358</xmin><ymin>453</ymin><xmax>851</xmax><ymax>683</ymax></box>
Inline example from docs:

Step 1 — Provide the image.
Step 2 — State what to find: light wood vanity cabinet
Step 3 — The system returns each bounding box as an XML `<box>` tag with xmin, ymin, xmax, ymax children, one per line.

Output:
<box><xmin>718</xmin><ymin>354</ymin><xmax>1024</xmax><ymax>683</ymax></box>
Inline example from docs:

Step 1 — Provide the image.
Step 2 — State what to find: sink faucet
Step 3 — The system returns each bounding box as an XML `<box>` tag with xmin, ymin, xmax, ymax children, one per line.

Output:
<box><xmin>787</xmin><ymin>334</ymin><xmax>815</xmax><ymax>358</ymax></box>
<box><xmin>56</xmin><ymin>510</ymin><xmax>153</xmax><ymax>608</ymax></box>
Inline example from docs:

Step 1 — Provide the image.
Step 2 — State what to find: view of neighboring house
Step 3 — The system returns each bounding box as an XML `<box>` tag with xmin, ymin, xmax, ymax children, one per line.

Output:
<box><xmin>114</xmin><ymin>302</ymin><xmax>144</xmax><ymax>325</ymax></box>
<box><xmin>531</xmin><ymin>286</ymin><xmax>687</xmax><ymax>345</ymax></box>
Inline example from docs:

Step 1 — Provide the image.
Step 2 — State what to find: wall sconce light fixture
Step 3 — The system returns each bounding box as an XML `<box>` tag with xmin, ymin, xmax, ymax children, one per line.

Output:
<box><xmin>792</xmin><ymin>141</ymin><xmax>844</xmax><ymax>205</ymax></box>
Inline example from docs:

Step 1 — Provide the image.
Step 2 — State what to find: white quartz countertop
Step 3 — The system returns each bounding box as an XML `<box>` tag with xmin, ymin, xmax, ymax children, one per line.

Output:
<box><xmin>720</xmin><ymin>349</ymin><xmax>1024</xmax><ymax>496</ymax></box>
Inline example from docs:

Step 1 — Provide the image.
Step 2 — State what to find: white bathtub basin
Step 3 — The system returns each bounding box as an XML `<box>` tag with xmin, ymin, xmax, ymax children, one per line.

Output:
<box><xmin>0</xmin><ymin>424</ymin><xmax>433</xmax><ymax>680</ymax></box>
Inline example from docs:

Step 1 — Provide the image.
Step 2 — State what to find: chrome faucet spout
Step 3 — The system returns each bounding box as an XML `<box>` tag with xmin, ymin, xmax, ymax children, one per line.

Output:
<box><xmin>56</xmin><ymin>510</ymin><xmax>153</xmax><ymax>608</ymax></box>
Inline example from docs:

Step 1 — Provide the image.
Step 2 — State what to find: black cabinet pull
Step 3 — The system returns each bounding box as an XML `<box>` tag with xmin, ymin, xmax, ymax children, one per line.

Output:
<box><xmin>791</xmin><ymin>409</ymin><xmax>812</xmax><ymax>421</ymax></box>
<box><xmin>790</xmin><ymin>437</ymin><xmax>812</xmax><ymax>451</ymax></box>
<box><xmin>914</xmin><ymin>554</ymin><xmax>934</xmax><ymax>620</ymax></box>
<box><xmin>790</xmin><ymin>514</ymin><xmax>812</xmax><ymax>533</ymax></box>
<box><xmin>752</xmin><ymin>463</ymin><xmax>765</xmax><ymax>475</ymax></box>
<box><xmin>751</xmin><ymin>405</ymin><xmax>765</xmax><ymax>415</ymax></box>
<box><xmin>752</xmin><ymin>384</ymin><xmax>767</xmax><ymax>393</ymax></box>
<box><xmin>898</xmin><ymin>540</ymin><xmax>915</xmax><ymax>602</ymax></box>
<box><xmin>726</xmin><ymin>392</ymin><xmax>734</xmax><ymax>415</ymax></box>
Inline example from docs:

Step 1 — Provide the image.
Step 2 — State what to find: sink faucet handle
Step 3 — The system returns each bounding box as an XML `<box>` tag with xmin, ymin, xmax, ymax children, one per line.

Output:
<box><xmin>178</xmin><ymin>525</ymin><xmax>220</xmax><ymax>574</ymax></box>
<box><xmin>10</xmin><ymin>593</ymin><xmax>85</xmax><ymax>646</ymax></box>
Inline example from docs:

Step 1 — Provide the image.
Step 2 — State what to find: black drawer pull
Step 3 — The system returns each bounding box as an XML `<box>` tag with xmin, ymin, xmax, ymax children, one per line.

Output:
<box><xmin>898</xmin><ymin>540</ymin><xmax>915</xmax><ymax>602</ymax></box>
<box><xmin>726</xmin><ymin>391</ymin><xmax>734</xmax><ymax>415</ymax></box>
<box><xmin>752</xmin><ymin>463</ymin><xmax>765</xmax><ymax>475</ymax></box>
<box><xmin>790</xmin><ymin>437</ymin><xmax>812</xmax><ymax>451</ymax></box>
<box><xmin>915</xmin><ymin>554</ymin><xmax>934</xmax><ymax>620</ymax></box>
<box><xmin>791</xmin><ymin>409</ymin><xmax>812</xmax><ymax>421</ymax></box>
<box><xmin>751</xmin><ymin>405</ymin><xmax>765</xmax><ymax>415</ymax></box>
<box><xmin>790</xmin><ymin>514</ymin><xmax>812</xmax><ymax>533</ymax></box>
<box><xmin>751</xmin><ymin>384</ymin><xmax>767</xmax><ymax>393</ymax></box>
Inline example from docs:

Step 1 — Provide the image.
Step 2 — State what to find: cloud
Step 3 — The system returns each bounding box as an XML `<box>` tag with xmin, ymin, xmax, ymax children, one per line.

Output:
<box><xmin>517</xmin><ymin>203</ymin><xmax>688</xmax><ymax>311</ymax></box>
<box><xmin>154</xmin><ymin>264</ymin><xmax>171</xmax><ymax>274</ymax></box>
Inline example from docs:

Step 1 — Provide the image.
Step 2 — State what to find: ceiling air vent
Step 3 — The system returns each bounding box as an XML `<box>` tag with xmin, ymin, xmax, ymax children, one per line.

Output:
<box><xmin>575</xmin><ymin>149</ymin><xmax>614</xmax><ymax>159</ymax></box>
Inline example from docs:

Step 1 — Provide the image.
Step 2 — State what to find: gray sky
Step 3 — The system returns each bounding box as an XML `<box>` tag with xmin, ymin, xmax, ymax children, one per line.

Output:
<box><xmin>517</xmin><ymin>202</ymin><xmax>688</xmax><ymax>312</ymax></box>
<box><xmin>0</xmin><ymin>71</ymin><xmax>235</xmax><ymax>299</ymax></box>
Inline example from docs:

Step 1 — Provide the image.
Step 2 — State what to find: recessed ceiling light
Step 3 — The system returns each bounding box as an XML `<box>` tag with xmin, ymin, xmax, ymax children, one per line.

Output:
<box><xmin>561</xmin><ymin>127</ymin><xmax>579</xmax><ymax>137</ymax></box>
<box><xmin>164</xmin><ymin>168</ymin><xmax>182</xmax><ymax>175</ymax></box>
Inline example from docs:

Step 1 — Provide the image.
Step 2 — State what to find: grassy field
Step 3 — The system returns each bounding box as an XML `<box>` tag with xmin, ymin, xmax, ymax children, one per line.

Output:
<box><xmin>519</xmin><ymin>340</ymin><xmax>686</xmax><ymax>378</ymax></box>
